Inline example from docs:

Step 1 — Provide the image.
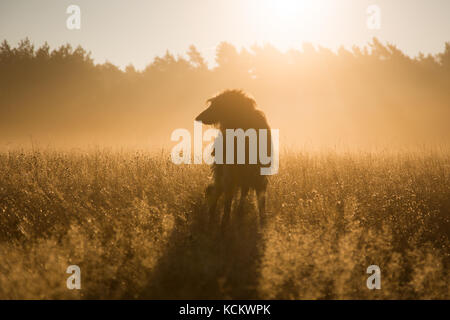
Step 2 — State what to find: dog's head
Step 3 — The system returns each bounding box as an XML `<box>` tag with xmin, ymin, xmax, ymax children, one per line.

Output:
<box><xmin>195</xmin><ymin>89</ymin><xmax>257</xmax><ymax>127</ymax></box>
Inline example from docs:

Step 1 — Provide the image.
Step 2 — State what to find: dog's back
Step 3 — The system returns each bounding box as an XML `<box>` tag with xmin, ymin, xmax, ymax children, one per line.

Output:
<box><xmin>214</xmin><ymin>109</ymin><xmax>271</xmax><ymax>192</ymax></box>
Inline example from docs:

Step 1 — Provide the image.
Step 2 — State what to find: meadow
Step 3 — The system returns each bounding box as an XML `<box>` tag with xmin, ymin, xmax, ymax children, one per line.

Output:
<box><xmin>0</xmin><ymin>147</ymin><xmax>448</xmax><ymax>299</ymax></box>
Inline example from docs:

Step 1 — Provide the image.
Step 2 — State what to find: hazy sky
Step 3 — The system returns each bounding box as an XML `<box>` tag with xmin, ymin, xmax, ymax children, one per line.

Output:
<box><xmin>1</xmin><ymin>0</ymin><xmax>449</xmax><ymax>69</ymax></box>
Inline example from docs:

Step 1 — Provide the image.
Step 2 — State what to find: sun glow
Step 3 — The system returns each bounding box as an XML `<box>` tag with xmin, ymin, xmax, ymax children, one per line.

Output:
<box><xmin>247</xmin><ymin>0</ymin><xmax>335</xmax><ymax>49</ymax></box>
<box><xmin>261</xmin><ymin>0</ymin><xmax>313</xmax><ymax>23</ymax></box>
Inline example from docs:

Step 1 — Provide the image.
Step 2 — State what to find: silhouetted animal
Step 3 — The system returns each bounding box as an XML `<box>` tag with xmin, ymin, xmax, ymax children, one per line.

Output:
<box><xmin>195</xmin><ymin>89</ymin><xmax>271</xmax><ymax>227</ymax></box>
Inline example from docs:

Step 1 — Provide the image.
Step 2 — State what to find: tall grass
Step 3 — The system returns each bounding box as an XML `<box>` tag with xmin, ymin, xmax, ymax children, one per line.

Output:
<box><xmin>0</xmin><ymin>148</ymin><xmax>448</xmax><ymax>299</ymax></box>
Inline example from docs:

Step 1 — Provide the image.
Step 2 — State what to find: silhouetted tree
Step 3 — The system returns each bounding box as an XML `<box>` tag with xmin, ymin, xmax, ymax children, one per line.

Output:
<box><xmin>187</xmin><ymin>45</ymin><xmax>207</xmax><ymax>69</ymax></box>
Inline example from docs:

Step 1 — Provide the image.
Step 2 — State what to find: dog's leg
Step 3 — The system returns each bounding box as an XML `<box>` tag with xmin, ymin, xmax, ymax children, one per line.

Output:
<box><xmin>206</xmin><ymin>184</ymin><xmax>221</xmax><ymax>224</ymax></box>
<box><xmin>256</xmin><ymin>188</ymin><xmax>267</xmax><ymax>226</ymax></box>
<box><xmin>238</xmin><ymin>186</ymin><xmax>249</xmax><ymax>213</ymax></box>
<box><xmin>222</xmin><ymin>188</ymin><xmax>233</xmax><ymax>229</ymax></box>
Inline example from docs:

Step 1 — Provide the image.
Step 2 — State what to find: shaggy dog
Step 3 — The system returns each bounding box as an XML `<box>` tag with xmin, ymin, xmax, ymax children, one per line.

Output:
<box><xmin>195</xmin><ymin>89</ymin><xmax>271</xmax><ymax>227</ymax></box>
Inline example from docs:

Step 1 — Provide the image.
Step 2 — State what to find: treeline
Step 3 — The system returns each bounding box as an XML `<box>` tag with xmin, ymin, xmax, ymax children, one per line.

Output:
<box><xmin>0</xmin><ymin>38</ymin><xmax>449</xmax><ymax>146</ymax></box>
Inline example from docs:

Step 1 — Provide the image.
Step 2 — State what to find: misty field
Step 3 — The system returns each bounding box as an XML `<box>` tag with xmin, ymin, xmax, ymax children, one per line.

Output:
<box><xmin>0</xmin><ymin>148</ymin><xmax>448</xmax><ymax>299</ymax></box>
